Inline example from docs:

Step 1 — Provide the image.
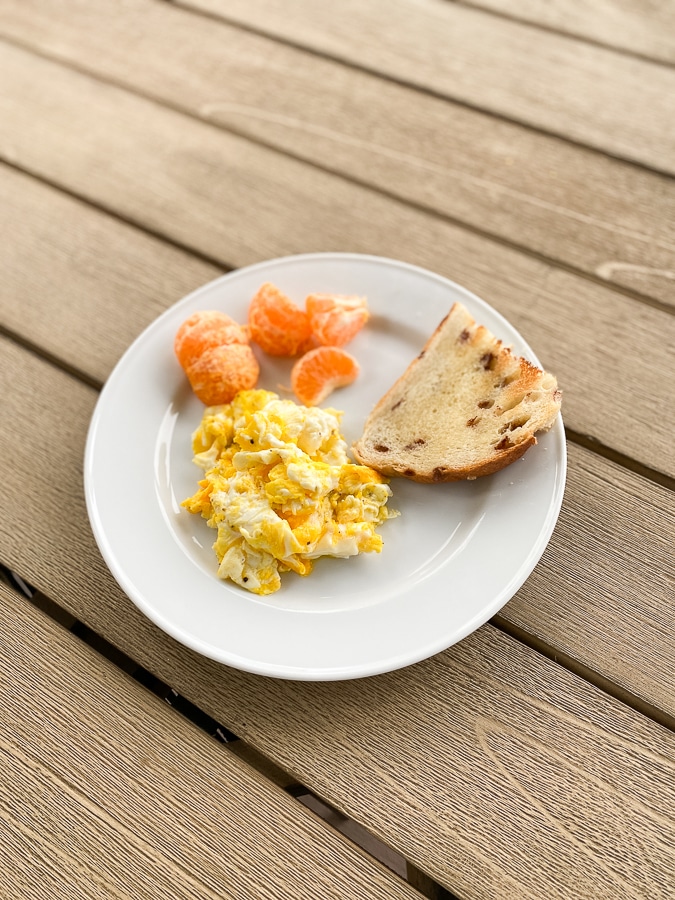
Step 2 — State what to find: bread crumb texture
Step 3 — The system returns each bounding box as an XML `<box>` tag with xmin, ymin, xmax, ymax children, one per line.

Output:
<box><xmin>352</xmin><ymin>303</ymin><xmax>561</xmax><ymax>481</ymax></box>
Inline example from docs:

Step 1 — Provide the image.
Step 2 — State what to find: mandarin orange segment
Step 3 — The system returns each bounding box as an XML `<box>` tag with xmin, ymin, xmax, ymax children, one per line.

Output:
<box><xmin>291</xmin><ymin>346</ymin><xmax>360</xmax><ymax>407</ymax></box>
<box><xmin>175</xmin><ymin>310</ymin><xmax>248</xmax><ymax>370</ymax></box>
<box><xmin>186</xmin><ymin>343</ymin><xmax>260</xmax><ymax>405</ymax></box>
<box><xmin>305</xmin><ymin>293</ymin><xmax>369</xmax><ymax>347</ymax></box>
<box><xmin>248</xmin><ymin>282</ymin><xmax>313</xmax><ymax>357</ymax></box>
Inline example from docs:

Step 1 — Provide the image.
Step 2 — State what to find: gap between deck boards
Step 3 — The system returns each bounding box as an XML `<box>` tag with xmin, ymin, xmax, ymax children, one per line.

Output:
<box><xmin>435</xmin><ymin>0</ymin><xmax>675</xmax><ymax>68</ymax></box>
<box><xmin>0</xmin><ymin>566</ymin><xmax>456</xmax><ymax>900</ymax></box>
<box><xmin>0</xmin><ymin>35</ymin><xmax>673</xmax><ymax>320</ymax></box>
<box><xmin>2</xmin><ymin>285</ymin><xmax>673</xmax><ymax>498</ymax></box>
<box><xmin>164</xmin><ymin>0</ymin><xmax>675</xmax><ymax>181</ymax></box>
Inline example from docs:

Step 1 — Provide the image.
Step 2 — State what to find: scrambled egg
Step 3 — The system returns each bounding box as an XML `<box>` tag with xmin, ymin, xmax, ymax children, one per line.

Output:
<box><xmin>182</xmin><ymin>390</ymin><xmax>397</xmax><ymax>595</ymax></box>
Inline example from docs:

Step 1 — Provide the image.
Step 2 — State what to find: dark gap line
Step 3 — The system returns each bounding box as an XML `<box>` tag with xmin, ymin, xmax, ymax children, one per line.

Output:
<box><xmin>3</xmin><ymin>559</ymin><xmax>674</xmax><ymax>762</ymax></box>
<box><xmin>0</xmin><ymin>566</ymin><xmax>34</xmax><ymax>599</ymax></box>
<box><xmin>1</xmin><ymin>126</ymin><xmax>673</xmax><ymax>326</ymax></box>
<box><xmin>0</xmin><ymin>561</ymin><xmax>240</xmax><ymax>741</ymax></box>
<box><xmin>165</xmin><ymin>0</ymin><xmax>675</xmax><ymax>182</ymax></box>
<box><xmin>445</xmin><ymin>0</ymin><xmax>675</xmax><ymax>71</ymax></box>
<box><xmin>492</xmin><ymin>616</ymin><xmax>675</xmax><ymax>734</ymax></box>
<box><xmin>2</xmin><ymin>299</ymin><xmax>674</xmax><ymax>494</ymax></box>
<box><xmin>0</xmin><ymin>323</ymin><xmax>103</xmax><ymax>390</ymax></box>
<box><xmin>0</xmin><ymin>565</ymin><xmax>438</xmax><ymax>893</ymax></box>
<box><xmin>565</xmin><ymin>428</ymin><xmax>675</xmax><ymax>492</ymax></box>
<box><xmin>0</xmin><ymin>156</ymin><xmax>229</xmax><ymax>277</ymax></box>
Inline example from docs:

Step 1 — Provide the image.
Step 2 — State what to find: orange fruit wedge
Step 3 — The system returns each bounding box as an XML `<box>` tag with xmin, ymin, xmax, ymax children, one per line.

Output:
<box><xmin>174</xmin><ymin>310</ymin><xmax>248</xmax><ymax>370</ymax></box>
<box><xmin>306</xmin><ymin>293</ymin><xmax>369</xmax><ymax>347</ymax></box>
<box><xmin>291</xmin><ymin>346</ymin><xmax>360</xmax><ymax>406</ymax></box>
<box><xmin>249</xmin><ymin>282</ymin><xmax>313</xmax><ymax>357</ymax></box>
<box><xmin>186</xmin><ymin>343</ymin><xmax>259</xmax><ymax>406</ymax></box>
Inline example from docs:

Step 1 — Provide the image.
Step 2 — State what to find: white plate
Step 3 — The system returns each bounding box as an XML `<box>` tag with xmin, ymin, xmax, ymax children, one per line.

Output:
<box><xmin>85</xmin><ymin>253</ymin><xmax>566</xmax><ymax>680</ymax></box>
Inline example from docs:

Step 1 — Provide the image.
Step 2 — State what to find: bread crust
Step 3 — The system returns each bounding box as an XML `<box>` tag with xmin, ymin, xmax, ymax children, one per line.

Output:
<box><xmin>352</xmin><ymin>302</ymin><xmax>561</xmax><ymax>481</ymax></box>
<box><xmin>358</xmin><ymin>434</ymin><xmax>538</xmax><ymax>483</ymax></box>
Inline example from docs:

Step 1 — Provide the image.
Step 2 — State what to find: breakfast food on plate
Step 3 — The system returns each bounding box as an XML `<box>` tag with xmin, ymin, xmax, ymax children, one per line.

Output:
<box><xmin>291</xmin><ymin>346</ymin><xmax>360</xmax><ymax>407</ymax></box>
<box><xmin>249</xmin><ymin>284</ymin><xmax>370</xmax><ymax>356</ymax></box>
<box><xmin>183</xmin><ymin>343</ymin><xmax>260</xmax><ymax>406</ymax></box>
<box><xmin>174</xmin><ymin>310</ymin><xmax>248</xmax><ymax>369</ymax></box>
<box><xmin>182</xmin><ymin>389</ymin><xmax>397</xmax><ymax>595</ymax></box>
<box><xmin>175</xmin><ymin>310</ymin><xmax>259</xmax><ymax>405</ymax></box>
<box><xmin>247</xmin><ymin>283</ymin><xmax>369</xmax><ymax>403</ymax></box>
<box><xmin>177</xmin><ymin>285</ymin><xmax>370</xmax><ymax>408</ymax></box>
<box><xmin>248</xmin><ymin>282</ymin><xmax>313</xmax><ymax>357</ymax></box>
<box><xmin>306</xmin><ymin>293</ymin><xmax>369</xmax><ymax>347</ymax></box>
<box><xmin>352</xmin><ymin>302</ymin><xmax>561</xmax><ymax>482</ymax></box>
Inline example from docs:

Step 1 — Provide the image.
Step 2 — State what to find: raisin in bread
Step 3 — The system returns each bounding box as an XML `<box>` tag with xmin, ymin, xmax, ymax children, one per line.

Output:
<box><xmin>352</xmin><ymin>302</ymin><xmax>561</xmax><ymax>482</ymax></box>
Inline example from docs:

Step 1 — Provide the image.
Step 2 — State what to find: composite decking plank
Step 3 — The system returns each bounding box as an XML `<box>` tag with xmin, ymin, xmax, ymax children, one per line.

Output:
<box><xmin>5</xmin><ymin>324</ymin><xmax>674</xmax><ymax>718</ymax></box>
<box><xmin>2</xmin><ymin>395</ymin><xmax>675</xmax><ymax>899</ymax></box>
<box><xmin>0</xmin><ymin>583</ymin><xmax>422</xmax><ymax>900</ymax></box>
<box><xmin>448</xmin><ymin>0</ymin><xmax>675</xmax><ymax>65</ymax></box>
<box><xmin>172</xmin><ymin>0</ymin><xmax>675</xmax><ymax>173</ymax></box>
<box><xmin>0</xmin><ymin>0</ymin><xmax>672</xmax><ymax>306</ymax></box>
<box><xmin>0</xmin><ymin>55</ymin><xmax>673</xmax><ymax>477</ymax></box>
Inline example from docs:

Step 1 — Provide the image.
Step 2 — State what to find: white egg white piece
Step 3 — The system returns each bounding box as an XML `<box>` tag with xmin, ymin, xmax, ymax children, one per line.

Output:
<box><xmin>182</xmin><ymin>390</ymin><xmax>398</xmax><ymax>595</ymax></box>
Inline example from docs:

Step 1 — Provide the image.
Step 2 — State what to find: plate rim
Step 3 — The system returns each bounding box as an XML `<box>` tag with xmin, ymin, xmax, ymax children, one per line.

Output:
<box><xmin>84</xmin><ymin>251</ymin><xmax>567</xmax><ymax>680</ymax></box>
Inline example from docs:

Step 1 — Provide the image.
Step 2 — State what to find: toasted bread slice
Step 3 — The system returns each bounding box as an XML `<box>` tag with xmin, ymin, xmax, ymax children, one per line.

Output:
<box><xmin>352</xmin><ymin>302</ymin><xmax>561</xmax><ymax>482</ymax></box>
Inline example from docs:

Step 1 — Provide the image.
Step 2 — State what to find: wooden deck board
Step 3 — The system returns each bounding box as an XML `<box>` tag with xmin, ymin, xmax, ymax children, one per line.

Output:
<box><xmin>2</xmin><ymin>407</ymin><xmax>675</xmax><ymax>899</ymax></box>
<box><xmin>3</xmin><ymin>321</ymin><xmax>675</xmax><ymax>894</ymax></box>
<box><xmin>499</xmin><ymin>448</ymin><xmax>675</xmax><ymax>710</ymax></box>
<box><xmin>0</xmin><ymin>583</ymin><xmax>422</xmax><ymax>900</ymax></box>
<box><xmin>0</xmin><ymin>164</ymin><xmax>221</xmax><ymax>382</ymax></box>
<box><xmin>0</xmin><ymin>54</ymin><xmax>673</xmax><ymax>477</ymax></box>
<box><xmin>2</xmin><ymin>3</ymin><xmax>674</xmax><ymax>898</ymax></box>
<box><xmin>171</xmin><ymin>0</ymin><xmax>675</xmax><ymax>173</ymax></box>
<box><xmin>450</xmin><ymin>0</ymin><xmax>675</xmax><ymax>64</ymax></box>
<box><xmin>1</xmin><ymin>332</ymin><xmax>674</xmax><ymax>727</ymax></box>
<box><xmin>0</xmin><ymin>0</ymin><xmax>673</xmax><ymax>306</ymax></box>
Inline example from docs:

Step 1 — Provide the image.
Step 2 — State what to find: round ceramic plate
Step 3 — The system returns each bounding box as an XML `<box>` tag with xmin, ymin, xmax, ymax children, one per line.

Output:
<box><xmin>84</xmin><ymin>253</ymin><xmax>566</xmax><ymax>680</ymax></box>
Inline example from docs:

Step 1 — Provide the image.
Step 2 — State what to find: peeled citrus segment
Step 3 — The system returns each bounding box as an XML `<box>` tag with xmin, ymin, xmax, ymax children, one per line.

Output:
<box><xmin>186</xmin><ymin>343</ymin><xmax>260</xmax><ymax>405</ymax></box>
<box><xmin>291</xmin><ymin>346</ymin><xmax>360</xmax><ymax>406</ymax></box>
<box><xmin>248</xmin><ymin>282</ymin><xmax>313</xmax><ymax>357</ymax></box>
<box><xmin>174</xmin><ymin>310</ymin><xmax>248</xmax><ymax>370</ymax></box>
<box><xmin>306</xmin><ymin>293</ymin><xmax>369</xmax><ymax>347</ymax></box>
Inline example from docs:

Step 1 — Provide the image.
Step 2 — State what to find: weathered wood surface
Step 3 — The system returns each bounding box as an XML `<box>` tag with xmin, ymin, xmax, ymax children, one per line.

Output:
<box><xmin>171</xmin><ymin>0</ymin><xmax>675</xmax><ymax>173</ymax></box>
<box><xmin>1</xmin><ymin>51</ymin><xmax>673</xmax><ymax>479</ymax></box>
<box><xmin>0</xmin><ymin>582</ymin><xmax>422</xmax><ymax>900</ymax></box>
<box><xmin>0</xmin><ymin>0</ymin><xmax>673</xmax><ymax>306</ymax></box>
<box><xmin>2</xmin><ymin>2</ymin><xmax>674</xmax><ymax>897</ymax></box>
<box><xmin>2</xmin><ymin>333</ymin><xmax>673</xmax><ymax>719</ymax></box>
<box><xmin>0</xmin><ymin>362</ymin><xmax>675</xmax><ymax>897</ymax></box>
<box><xmin>499</xmin><ymin>448</ymin><xmax>675</xmax><ymax>717</ymax></box>
<box><xmin>1</xmin><ymin>358</ymin><xmax>675</xmax><ymax>899</ymax></box>
<box><xmin>0</xmin><ymin>164</ymin><xmax>221</xmax><ymax>382</ymax></box>
<box><xmin>450</xmin><ymin>0</ymin><xmax>675</xmax><ymax>64</ymax></box>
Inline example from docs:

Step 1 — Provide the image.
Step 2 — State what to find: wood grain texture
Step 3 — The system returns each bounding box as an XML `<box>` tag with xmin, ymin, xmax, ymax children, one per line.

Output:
<box><xmin>0</xmin><ymin>164</ymin><xmax>221</xmax><ymax>382</ymax></box>
<box><xmin>1</xmin><ymin>336</ymin><xmax>675</xmax><ymax>728</ymax></box>
<box><xmin>1</xmin><ymin>4</ymin><xmax>673</xmax><ymax>897</ymax></box>
<box><xmin>0</xmin><ymin>51</ymin><xmax>673</xmax><ymax>477</ymax></box>
<box><xmin>452</xmin><ymin>0</ymin><xmax>675</xmax><ymax>64</ymax></box>
<box><xmin>172</xmin><ymin>0</ymin><xmax>675</xmax><ymax>174</ymax></box>
<box><xmin>0</xmin><ymin>0</ymin><xmax>673</xmax><ymax>307</ymax></box>
<box><xmin>0</xmin><ymin>583</ymin><xmax>423</xmax><ymax>900</ymax></box>
<box><xmin>498</xmin><ymin>448</ymin><xmax>675</xmax><ymax>702</ymax></box>
<box><xmin>2</xmin><ymin>354</ymin><xmax>675</xmax><ymax>900</ymax></box>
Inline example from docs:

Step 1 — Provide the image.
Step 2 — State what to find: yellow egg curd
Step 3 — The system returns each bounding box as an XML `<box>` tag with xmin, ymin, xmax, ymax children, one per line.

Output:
<box><xmin>182</xmin><ymin>390</ymin><xmax>398</xmax><ymax>595</ymax></box>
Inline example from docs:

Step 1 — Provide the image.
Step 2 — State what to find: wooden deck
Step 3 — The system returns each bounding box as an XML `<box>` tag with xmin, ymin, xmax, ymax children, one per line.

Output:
<box><xmin>1</xmin><ymin>2</ymin><xmax>674</xmax><ymax>897</ymax></box>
